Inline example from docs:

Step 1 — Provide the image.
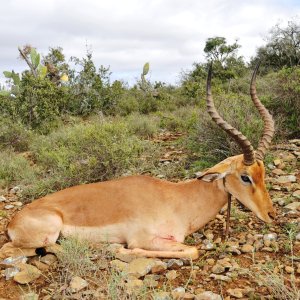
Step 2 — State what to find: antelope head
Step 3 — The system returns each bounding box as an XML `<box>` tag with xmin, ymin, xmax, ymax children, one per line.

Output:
<box><xmin>199</xmin><ymin>63</ymin><xmax>276</xmax><ymax>223</ymax></box>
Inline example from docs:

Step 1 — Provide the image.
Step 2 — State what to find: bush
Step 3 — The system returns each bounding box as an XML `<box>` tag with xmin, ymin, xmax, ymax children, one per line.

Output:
<box><xmin>264</xmin><ymin>67</ymin><xmax>300</xmax><ymax>138</ymax></box>
<box><xmin>29</xmin><ymin>120</ymin><xmax>153</xmax><ymax>192</ymax></box>
<box><xmin>15</xmin><ymin>74</ymin><xmax>70</xmax><ymax>130</ymax></box>
<box><xmin>0</xmin><ymin>118</ymin><xmax>33</xmax><ymax>151</ymax></box>
<box><xmin>126</xmin><ymin>113</ymin><xmax>160</xmax><ymax>138</ymax></box>
<box><xmin>0</xmin><ymin>150</ymin><xmax>36</xmax><ymax>188</ymax></box>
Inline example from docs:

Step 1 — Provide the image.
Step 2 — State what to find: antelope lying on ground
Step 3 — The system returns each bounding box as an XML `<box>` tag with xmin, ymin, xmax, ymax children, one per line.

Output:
<box><xmin>0</xmin><ymin>64</ymin><xmax>275</xmax><ymax>260</ymax></box>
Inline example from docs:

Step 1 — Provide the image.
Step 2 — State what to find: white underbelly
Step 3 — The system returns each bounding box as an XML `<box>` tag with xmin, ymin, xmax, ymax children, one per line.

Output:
<box><xmin>61</xmin><ymin>224</ymin><xmax>126</xmax><ymax>244</ymax></box>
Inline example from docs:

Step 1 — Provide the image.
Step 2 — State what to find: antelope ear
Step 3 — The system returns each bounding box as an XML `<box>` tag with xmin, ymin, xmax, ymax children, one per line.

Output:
<box><xmin>196</xmin><ymin>159</ymin><xmax>235</xmax><ymax>182</ymax></box>
<box><xmin>196</xmin><ymin>171</ymin><xmax>228</xmax><ymax>182</ymax></box>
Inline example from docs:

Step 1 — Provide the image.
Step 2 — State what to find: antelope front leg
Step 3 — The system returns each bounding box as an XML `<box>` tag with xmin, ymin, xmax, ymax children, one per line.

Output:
<box><xmin>118</xmin><ymin>239</ymin><xmax>199</xmax><ymax>260</ymax></box>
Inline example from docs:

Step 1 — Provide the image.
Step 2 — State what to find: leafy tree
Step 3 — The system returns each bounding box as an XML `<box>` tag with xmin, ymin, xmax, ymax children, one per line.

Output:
<box><xmin>69</xmin><ymin>50</ymin><xmax>112</xmax><ymax>115</ymax></box>
<box><xmin>204</xmin><ymin>37</ymin><xmax>241</xmax><ymax>65</ymax></box>
<box><xmin>181</xmin><ymin>37</ymin><xmax>246</xmax><ymax>99</ymax></box>
<box><xmin>251</xmin><ymin>19</ymin><xmax>300</xmax><ymax>71</ymax></box>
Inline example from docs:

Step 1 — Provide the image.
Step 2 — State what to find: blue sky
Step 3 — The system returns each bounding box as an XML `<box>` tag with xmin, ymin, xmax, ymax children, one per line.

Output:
<box><xmin>0</xmin><ymin>0</ymin><xmax>299</xmax><ymax>85</ymax></box>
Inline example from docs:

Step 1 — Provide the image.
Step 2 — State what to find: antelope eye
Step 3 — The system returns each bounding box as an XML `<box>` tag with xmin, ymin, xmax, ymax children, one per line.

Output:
<box><xmin>241</xmin><ymin>175</ymin><xmax>251</xmax><ymax>183</ymax></box>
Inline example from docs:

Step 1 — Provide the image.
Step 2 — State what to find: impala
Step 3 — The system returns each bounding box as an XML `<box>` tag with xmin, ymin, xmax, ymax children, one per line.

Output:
<box><xmin>0</xmin><ymin>64</ymin><xmax>275</xmax><ymax>260</ymax></box>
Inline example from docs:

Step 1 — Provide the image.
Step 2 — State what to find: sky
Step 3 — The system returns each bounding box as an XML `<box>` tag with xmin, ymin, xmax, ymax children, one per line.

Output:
<box><xmin>0</xmin><ymin>0</ymin><xmax>299</xmax><ymax>86</ymax></box>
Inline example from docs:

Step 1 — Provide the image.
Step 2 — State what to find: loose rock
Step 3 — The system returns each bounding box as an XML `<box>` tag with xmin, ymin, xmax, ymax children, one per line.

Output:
<box><xmin>284</xmin><ymin>202</ymin><xmax>300</xmax><ymax>211</ymax></box>
<box><xmin>167</xmin><ymin>259</ymin><xmax>184</xmax><ymax>270</ymax></box>
<box><xmin>227</xmin><ymin>288</ymin><xmax>244</xmax><ymax>298</ymax></box>
<box><xmin>70</xmin><ymin>276</ymin><xmax>89</xmax><ymax>292</ymax></box>
<box><xmin>166</xmin><ymin>270</ymin><xmax>178</xmax><ymax>280</ymax></box>
<box><xmin>172</xmin><ymin>287</ymin><xmax>185</xmax><ymax>299</ymax></box>
<box><xmin>151</xmin><ymin>260</ymin><xmax>167</xmax><ymax>274</ymax></box>
<box><xmin>241</xmin><ymin>244</ymin><xmax>254</xmax><ymax>253</ymax></box>
<box><xmin>13</xmin><ymin>263</ymin><xmax>41</xmax><ymax>284</ymax></box>
<box><xmin>127</xmin><ymin>258</ymin><xmax>156</xmax><ymax>278</ymax></box>
<box><xmin>20</xmin><ymin>293</ymin><xmax>39</xmax><ymax>300</ymax></box>
<box><xmin>195</xmin><ymin>291</ymin><xmax>222</xmax><ymax>300</ymax></box>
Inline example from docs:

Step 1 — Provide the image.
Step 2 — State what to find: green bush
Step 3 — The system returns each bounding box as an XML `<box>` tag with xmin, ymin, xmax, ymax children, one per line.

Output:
<box><xmin>0</xmin><ymin>118</ymin><xmax>33</xmax><ymax>151</ymax></box>
<box><xmin>0</xmin><ymin>150</ymin><xmax>37</xmax><ymax>188</ymax></box>
<box><xmin>264</xmin><ymin>67</ymin><xmax>300</xmax><ymax>138</ymax></box>
<box><xmin>126</xmin><ymin>113</ymin><xmax>160</xmax><ymax>138</ymax></box>
<box><xmin>15</xmin><ymin>74</ymin><xmax>70</xmax><ymax>130</ymax></box>
<box><xmin>29</xmin><ymin>120</ymin><xmax>152</xmax><ymax>191</ymax></box>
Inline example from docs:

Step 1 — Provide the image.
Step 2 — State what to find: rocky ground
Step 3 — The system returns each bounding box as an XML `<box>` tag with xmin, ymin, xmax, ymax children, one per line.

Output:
<box><xmin>0</xmin><ymin>137</ymin><xmax>299</xmax><ymax>300</ymax></box>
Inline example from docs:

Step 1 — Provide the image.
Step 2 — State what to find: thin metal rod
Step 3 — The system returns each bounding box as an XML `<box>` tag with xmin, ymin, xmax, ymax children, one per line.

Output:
<box><xmin>224</xmin><ymin>194</ymin><xmax>232</xmax><ymax>239</ymax></box>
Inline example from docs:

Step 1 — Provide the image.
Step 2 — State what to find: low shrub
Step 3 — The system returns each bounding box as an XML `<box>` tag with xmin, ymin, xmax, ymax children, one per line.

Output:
<box><xmin>29</xmin><ymin>120</ymin><xmax>154</xmax><ymax>194</ymax></box>
<box><xmin>0</xmin><ymin>118</ymin><xmax>33</xmax><ymax>151</ymax></box>
<box><xmin>126</xmin><ymin>113</ymin><xmax>160</xmax><ymax>138</ymax></box>
<box><xmin>0</xmin><ymin>150</ymin><xmax>37</xmax><ymax>188</ymax></box>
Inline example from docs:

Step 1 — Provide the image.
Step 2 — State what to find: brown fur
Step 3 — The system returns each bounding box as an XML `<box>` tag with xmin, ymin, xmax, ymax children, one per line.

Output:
<box><xmin>0</xmin><ymin>155</ymin><xmax>275</xmax><ymax>260</ymax></box>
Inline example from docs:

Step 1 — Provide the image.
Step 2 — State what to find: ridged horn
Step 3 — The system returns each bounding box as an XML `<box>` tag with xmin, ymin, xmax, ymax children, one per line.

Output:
<box><xmin>250</xmin><ymin>62</ymin><xmax>275</xmax><ymax>161</ymax></box>
<box><xmin>206</xmin><ymin>63</ymin><xmax>255</xmax><ymax>166</ymax></box>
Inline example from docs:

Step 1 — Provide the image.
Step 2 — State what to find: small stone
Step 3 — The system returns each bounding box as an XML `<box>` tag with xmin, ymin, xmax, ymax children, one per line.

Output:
<box><xmin>241</xmin><ymin>244</ymin><xmax>254</xmax><ymax>253</ymax></box>
<box><xmin>166</xmin><ymin>270</ymin><xmax>178</xmax><ymax>280</ymax></box>
<box><xmin>209</xmin><ymin>274</ymin><xmax>231</xmax><ymax>282</ymax></box>
<box><xmin>296</xmin><ymin>233</ymin><xmax>300</xmax><ymax>241</ymax></box>
<box><xmin>284</xmin><ymin>202</ymin><xmax>300</xmax><ymax>211</ymax></box>
<box><xmin>4</xmin><ymin>205</ymin><xmax>14</xmax><ymax>210</ymax></box>
<box><xmin>201</xmin><ymin>240</ymin><xmax>214</xmax><ymax>250</ymax></box>
<box><xmin>39</xmin><ymin>254</ymin><xmax>57</xmax><ymax>266</ymax></box>
<box><xmin>151</xmin><ymin>260</ymin><xmax>167</xmax><ymax>274</ymax></box>
<box><xmin>227</xmin><ymin>288</ymin><xmax>244</xmax><ymax>298</ymax></box>
<box><xmin>13</xmin><ymin>263</ymin><xmax>41</xmax><ymax>284</ymax></box>
<box><xmin>195</xmin><ymin>291</ymin><xmax>222</xmax><ymax>300</ymax></box>
<box><xmin>272</xmin><ymin>169</ymin><xmax>285</xmax><ymax>175</ymax></box>
<box><xmin>273</xmin><ymin>159</ymin><xmax>281</xmax><ymax>166</ymax></box>
<box><xmin>167</xmin><ymin>259</ymin><xmax>183</xmax><ymax>270</ymax></box>
<box><xmin>110</xmin><ymin>259</ymin><xmax>128</xmax><ymax>272</ymax></box>
<box><xmin>263</xmin><ymin>233</ymin><xmax>277</xmax><ymax>241</ymax></box>
<box><xmin>125</xmin><ymin>278</ymin><xmax>144</xmax><ymax>290</ymax></box>
<box><xmin>211</xmin><ymin>264</ymin><xmax>225</xmax><ymax>274</ymax></box>
<box><xmin>70</xmin><ymin>276</ymin><xmax>88</xmax><ymax>292</ymax></box>
<box><xmin>143</xmin><ymin>276</ymin><xmax>158</xmax><ymax>287</ymax></box>
<box><xmin>276</xmin><ymin>175</ymin><xmax>297</xmax><ymax>184</ymax></box>
<box><xmin>10</xmin><ymin>186</ymin><xmax>21</xmax><ymax>194</ymax></box>
<box><xmin>31</xmin><ymin>260</ymin><xmax>49</xmax><ymax>271</ymax></box>
<box><xmin>20</xmin><ymin>292</ymin><xmax>39</xmax><ymax>300</ymax></box>
<box><xmin>127</xmin><ymin>258</ymin><xmax>156</xmax><ymax>278</ymax></box>
<box><xmin>293</xmin><ymin>190</ymin><xmax>300</xmax><ymax>199</ymax></box>
<box><xmin>153</xmin><ymin>291</ymin><xmax>171</xmax><ymax>300</ymax></box>
<box><xmin>262</xmin><ymin>247</ymin><xmax>274</xmax><ymax>252</ymax></box>
<box><xmin>206</xmin><ymin>258</ymin><xmax>215</xmax><ymax>266</ymax></box>
<box><xmin>4</xmin><ymin>267</ymin><xmax>20</xmax><ymax>280</ymax></box>
<box><xmin>12</xmin><ymin>201</ymin><xmax>23</xmax><ymax>207</ymax></box>
<box><xmin>0</xmin><ymin>196</ymin><xmax>6</xmax><ymax>202</ymax></box>
<box><xmin>183</xmin><ymin>293</ymin><xmax>195</xmax><ymax>299</ymax></box>
<box><xmin>192</xmin><ymin>232</ymin><xmax>204</xmax><ymax>242</ymax></box>
<box><xmin>206</xmin><ymin>233</ymin><xmax>214</xmax><ymax>240</ymax></box>
<box><xmin>172</xmin><ymin>287</ymin><xmax>185</xmax><ymax>300</ymax></box>
<box><xmin>285</xmin><ymin>266</ymin><xmax>294</xmax><ymax>274</ymax></box>
<box><xmin>254</xmin><ymin>239</ymin><xmax>264</xmax><ymax>250</ymax></box>
<box><xmin>115</xmin><ymin>252</ymin><xmax>138</xmax><ymax>263</ymax></box>
<box><xmin>267</xmin><ymin>163</ymin><xmax>275</xmax><ymax>170</ymax></box>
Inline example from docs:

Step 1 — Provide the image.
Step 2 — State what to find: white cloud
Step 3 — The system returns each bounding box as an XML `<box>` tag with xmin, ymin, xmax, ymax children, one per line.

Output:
<box><xmin>0</xmin><ymin>0</ymin><xmax>299</xmax><ymax>85</ymax></box>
